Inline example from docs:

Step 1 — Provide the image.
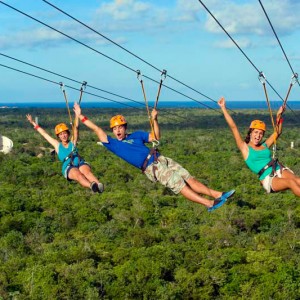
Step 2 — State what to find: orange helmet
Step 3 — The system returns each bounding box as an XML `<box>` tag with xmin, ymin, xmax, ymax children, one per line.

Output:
<box><xmin>55</xmin><ymin>123</ymin><xmax>69</xmax><ymax>135</ymax></box>
<box><xmin>249</xmin><ymin>120</ymin><xmax>266</xmax><ymax>132</ymax></box>
<box><xmin>110</xmin><ymin>115</ymin><xmax>127</xmax><ymax>128</ymax></box>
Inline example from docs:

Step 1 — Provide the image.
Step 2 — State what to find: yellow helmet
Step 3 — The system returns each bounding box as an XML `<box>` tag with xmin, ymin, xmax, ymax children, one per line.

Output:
<box><xmin>110</xmin><ymin>115</ymin><xmax>127</xmax><ymax>128</ymax></box>
<box><xmin>55</xmin><ymin>123</ymin><xmax>69</xmax><ymax>135</ymax></box>
<box><xmin>249</xmin><ymin>120</ymin><xmax>266</xmax><ymax>132</ymax></box>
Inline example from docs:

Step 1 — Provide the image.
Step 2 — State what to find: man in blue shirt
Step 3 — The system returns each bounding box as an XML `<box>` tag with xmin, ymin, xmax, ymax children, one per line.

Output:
<box><xmin>74</xmin><ymin>103</ymin><xmax>235</xmax><ymax>211</ymax></box>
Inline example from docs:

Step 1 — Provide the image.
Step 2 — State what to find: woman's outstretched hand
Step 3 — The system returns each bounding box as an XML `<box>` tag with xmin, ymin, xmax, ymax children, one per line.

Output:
<box><xmin>218</xmin><ymin>97</ymin><xmax>226</xmax><ymax>109</ymax></box>
<box><xmin>73</xmin><ymin>102</ymin><xmax>81</xmax><ymax>117</ymax></box>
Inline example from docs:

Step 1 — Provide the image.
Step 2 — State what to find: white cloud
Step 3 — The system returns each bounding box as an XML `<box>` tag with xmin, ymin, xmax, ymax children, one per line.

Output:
<box><xmin>177</xmin><ymin>0</ymin><xmax>300</xmax><ymax>36</ymax></box>
<box><xmin>214</xmin><ymin>38</ymin><xmax>252</xmax><ymax>49</ymax></box>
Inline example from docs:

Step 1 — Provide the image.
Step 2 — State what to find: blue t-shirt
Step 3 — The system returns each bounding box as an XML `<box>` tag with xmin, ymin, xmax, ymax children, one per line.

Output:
<box><xmin>57</xmin><ymin>142</ymin><xmax>81</xmax><ymax>175</ymax></box>
<box><xmin>103</xmin><ymin>131</ymin><xmax>159</xmax><ymax>169</ymax></box>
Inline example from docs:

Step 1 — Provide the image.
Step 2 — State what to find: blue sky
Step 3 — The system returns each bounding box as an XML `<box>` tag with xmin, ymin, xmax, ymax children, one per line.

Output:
<box><xmin>0</xmin><ymin>0</ymin><xmax>299</xmax><ymax>105</ymax></box>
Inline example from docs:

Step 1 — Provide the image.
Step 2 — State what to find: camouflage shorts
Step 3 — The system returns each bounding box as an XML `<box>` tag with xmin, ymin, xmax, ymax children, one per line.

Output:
<box><xmin>144</xmin><ymin>155</ymin><xmax>192</xmax><ymax>194</ymax></box>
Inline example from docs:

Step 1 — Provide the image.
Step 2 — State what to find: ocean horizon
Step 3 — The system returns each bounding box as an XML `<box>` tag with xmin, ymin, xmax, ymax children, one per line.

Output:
<box><xmin>1</xmin><ymin>100</ymin><xmax>300</xmax><ymax>110</ymax></box>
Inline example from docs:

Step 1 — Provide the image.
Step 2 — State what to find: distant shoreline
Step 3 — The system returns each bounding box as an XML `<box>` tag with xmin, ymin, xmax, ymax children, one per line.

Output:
<box><xmin>1</xmin><ymin>100</ymin><xmax>300</xmax><ymax>110</ymax></box>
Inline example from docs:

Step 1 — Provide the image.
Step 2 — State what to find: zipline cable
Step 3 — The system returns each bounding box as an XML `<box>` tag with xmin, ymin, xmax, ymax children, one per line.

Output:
<box><xmin>0</xmin><ymin>1</ymin><xmax>221</xmax><ymax>113</ymax></box>
<box><xmin>0</xmin><ymin>53</ymin><xmax>145</xmax><ymax>108</ymax></box>
<box><xmin>0</xmin><ymin>52</ymin><xmax>191</xmax><ymax>122</ymax></box>
<box><xmin>197</xmin><ymin>0</ymin><xmax>296</xmax><ymax>114</ymax></box>
<box><xmin>258</xmin><ymin>0</ymin><xmax>299</xmax><ymax>87</ymax></box>
<box><xmin>42</xmin><ymin>0</ymin><xmax>222</xmax><ymax>106</ymax></box>
<box><xmin>0</xmin><ymin>63</ymin><xmax>143</xmax><ymax>110</ymax></box>
<box><xmin>0</xmin><ymin>62</ymin><xmax>200</xmax><ymax>126</ymax></box>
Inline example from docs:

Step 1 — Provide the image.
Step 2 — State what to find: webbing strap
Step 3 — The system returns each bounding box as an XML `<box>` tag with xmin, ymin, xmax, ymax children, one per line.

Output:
<box><xmin>78</xmin><ymin>81</ymin><xmax>87</xmax><ymax>105</ymax></box>
<box><xmin>154</xmin><ymin>69</ymin><xmax>167</xmax><ymax>110</ymax></box>
<box><xmin>137</xmin><ymin>70</ymin><xmax>158</xmax><ymax>143</ymax></box>
<box><xmin>259</xmin><ymin>72</ymin><xmax>277</xmax><ymax>157</ymax></box>
<box><xmin>136</xmin><ymin>69</ymin><xmax>167</xmax><ymax>145</ymax></box>
<box><xmin>276</xmin><ymin>73</ymin><xmax>298</xmax><ymax>125</ymax></box>
<box><xmin>73</xmin><ymin>81</ymin><xmax>87</xmax><ymax>132</ymax></box>
<box><xmin>60</xmin><ymin>82</ymin><xmax>74</xmax><ymax>131</ymax></box>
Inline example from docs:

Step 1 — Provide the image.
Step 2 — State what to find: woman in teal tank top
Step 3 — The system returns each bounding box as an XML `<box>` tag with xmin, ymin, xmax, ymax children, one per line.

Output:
<box><xmin>26</xmin><ymin>114</ymin><xmax>104</xmax><ymax>193</ymax></box>
<box><xmin>218</xmin><ymin>97</ymin><xmax>300</xmax><ymax>196</ymax></box>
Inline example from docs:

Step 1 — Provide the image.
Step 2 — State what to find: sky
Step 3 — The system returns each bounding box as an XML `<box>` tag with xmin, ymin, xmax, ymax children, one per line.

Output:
<box><xmin>0</xmin><ymin>0</ymin><xmax>299</xmax><ymax>105</ymax></box>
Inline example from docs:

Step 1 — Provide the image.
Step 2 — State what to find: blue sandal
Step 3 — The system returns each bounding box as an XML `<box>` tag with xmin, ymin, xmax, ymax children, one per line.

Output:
<box><xmin>207</xmin><ymin>189</ymin><xmax>235</xmax><ymax>212</ymax></box>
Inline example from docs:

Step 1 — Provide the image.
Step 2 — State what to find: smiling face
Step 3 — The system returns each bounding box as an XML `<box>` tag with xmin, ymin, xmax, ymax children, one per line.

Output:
<box><xmin>112</xmin><ymin>125</ymin><xmax>126</xmax><ymax>140</ymax></box>
<box><xmin>250</xmin><ymin>128</ymin><xmax>264</xmax><ymax>146</ymax></box>
<box><xmin>58</xmin><ymin>130</ymin><xmax>70</xmax><ymax>143</ymax></box>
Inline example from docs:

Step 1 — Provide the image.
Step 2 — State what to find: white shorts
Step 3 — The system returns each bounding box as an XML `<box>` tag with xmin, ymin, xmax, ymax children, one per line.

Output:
<box><xmin>261</xmin><ymin>167</ymin><xmax>293</xmax><ymax>193</ymax></box>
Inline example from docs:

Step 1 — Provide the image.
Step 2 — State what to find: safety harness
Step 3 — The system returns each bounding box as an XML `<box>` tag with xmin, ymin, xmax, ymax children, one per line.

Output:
<box><xmin>62</xmin><ymin>147</ymin><xmax>82</xmax><ymax>167</ymax></box>
<box><xmin>257</xmin><ymin>158</ymin><xmax>284</xmax><ymax>178</ymax></box>
<box><xmin>257</xmin><ymin>72</ymin><xmax>298</xmax><ymax>177</ymax></box>
<box><xmin>137</xmin><ymin>69</ymin><xmax>167</xmax><ymax>180</ymax></box>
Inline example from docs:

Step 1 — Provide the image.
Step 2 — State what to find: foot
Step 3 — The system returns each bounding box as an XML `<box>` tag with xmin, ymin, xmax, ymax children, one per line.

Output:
<box><xmin>220</xmin><ymin>189</ymin><xmax>235</xmax><ymax>201</ymax></box>
<box><xmin>207</xmin><ymin>189</ymin><xmax>235</xmax><ymax>212</ymax></box>
<box><xmin>90</xmin><ymin>181</ymin><xmax>99</xmax><ymax>193</ymax></box>
<box><xmin>97</xmin><ymin>182</ymin><xmax>104</xmax><ymax>193</ymax></box>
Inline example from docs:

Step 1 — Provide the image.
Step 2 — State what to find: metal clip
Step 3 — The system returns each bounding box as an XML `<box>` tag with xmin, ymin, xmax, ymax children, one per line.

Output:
<box><xmin>59</xmin><ymin>82</ymin><xmax>65</xmax><ymax>92</ymax></box>
<box><xmin>291</xmin><ymin>73</ymin><xmax>298</xmax><ymax>85</ymax></box>
<box><xmin>136</xmin><ymin>70</ymin><xmax>142</xmax><ymax>82</ymax></box>
<box><xmin>258</xmin><ymin>71</ymin><xmax>266</xmax><ymax>84</ymax></box>
<box><xmin>81</xmin><ymin>81</ymin><xmax>87</xmax><ymax>91</ymax></box>
<box><xmin>161</xmin><ymin>69</ymin><xmax>167</xmax><ymax>81</ymax></box>
<box><xmin>152</xmin><ymin>140</ymin><xmax>160</xmax><ymax>148</ymax></box>
<box><xmin>272</xmin><ymin>144</ymin><xmax>276</xmax><ymax>159</ymax></box>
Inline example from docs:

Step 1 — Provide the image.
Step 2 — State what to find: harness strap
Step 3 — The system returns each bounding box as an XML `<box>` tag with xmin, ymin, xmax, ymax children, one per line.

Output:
<box><xmin>63</xmin><ymin>149</ymin><xmax>82</xmax><ymax>166</ymax></box>
<box><xmin>141</xmin><ymin>148</ymin><xmax>159</xmax><ymax>180</ymax></box>
<box><xmin>257</xmin><ymin>158</ymin><xmax>284</xmax><ymax>178</ymax></box>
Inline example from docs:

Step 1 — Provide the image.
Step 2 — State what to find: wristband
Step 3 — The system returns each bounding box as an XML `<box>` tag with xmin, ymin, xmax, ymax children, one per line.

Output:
<box><xmin>279</xmin><ymin>118</ymin><xmax>283</xmax><ymax>124</ymax></box>
<box><xmin>34</xmin><ymin>125</ymin><xmax>40</xmax><ymax>130</ymax></box>
<box><xmin>81</xmin><ymin>116</ymin><xmax>88</xmax><ymax>123</ymax></box>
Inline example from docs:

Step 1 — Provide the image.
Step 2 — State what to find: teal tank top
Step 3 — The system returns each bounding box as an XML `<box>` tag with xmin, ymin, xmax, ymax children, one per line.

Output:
<box><xmin>244</xmin><ymin>143</ymin><xmax>279</xmax><ymax>180</ymax></box>
<box><xmin>57</xmin><ymin>142</ymin><xmax>80</xmax><ymax>175</ymax></box>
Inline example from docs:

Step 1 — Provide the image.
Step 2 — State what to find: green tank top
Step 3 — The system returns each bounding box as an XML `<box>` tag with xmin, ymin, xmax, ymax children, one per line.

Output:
<box><xmin>245</xmin><ymin>143</ymin><xmax>279</xmax><ymax>180</ymax></box>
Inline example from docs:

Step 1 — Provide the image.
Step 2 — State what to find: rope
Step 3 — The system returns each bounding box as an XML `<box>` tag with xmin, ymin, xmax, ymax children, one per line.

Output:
<box><xmin>78</xmin><ymin>81</ymin><xmax>87</xmax><ymax>105</ymax></box>
<box><xmin>59</xmin><ymin>82</ymin><xmax>74</xmax><ymax>139</ymax></box>
<box><xmin>258</xmin><ymin>72</ymin><xmax>298</xmax><ymax>158</ymax></box>
<box><xmin>137</xmin><ymin>70</ymin><xmax>159</xmax><ymax>145</ymax></box>
<box><xmin>154</xmin><ymin>70</ymin><xmax>167</xmax><ymax>110</ymax></box>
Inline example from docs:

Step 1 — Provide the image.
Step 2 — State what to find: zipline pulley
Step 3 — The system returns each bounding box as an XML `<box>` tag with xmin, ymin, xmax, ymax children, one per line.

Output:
<box><xmin>78</xmin><ymin>81</ymin><xmax>87</xmax><ymax>105</ymax></box>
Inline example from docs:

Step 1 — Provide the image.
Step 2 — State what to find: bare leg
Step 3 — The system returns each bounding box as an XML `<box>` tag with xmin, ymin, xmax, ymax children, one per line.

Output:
<box><xmin>68</xmin><ymin>168</ymin><xmax>92</xmax><ymax>188</ymax></box>
<box><xmin>79</xmin><ymin>165</ymin><xmax>100</xmax><ymax>184</ymax></box>
<box><xmin>186</xmin><ymin>177</ymin><xmax>222</xmax><ymax>199</ymax></box>
<box><xmin>272</xmin><ymin>170</ymin><xmax>300</xmax><ymax>196</ymax></box>
<box><xmin>180</xmin><ymin>185</ymin><xmax>214</xmax><ymax>207</ymax></box>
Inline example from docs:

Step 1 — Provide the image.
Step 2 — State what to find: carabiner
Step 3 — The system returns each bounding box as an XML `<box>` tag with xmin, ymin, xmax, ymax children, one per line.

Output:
<box><xmin>161</xmin><ymin>69</ymin><xmax>167</xmax><ymax>81</ymax></box>
<box><xmin>291</xmin><ymin>73</ymin><xmax>298</xmax><ymax>85</ymax></box>
<box><xmin>272</xmin><ymin>144</ymin><xmax>277</xmax><ymax>159</ymax></box>
<box><xmin>59</xmin><ymin>82</ymin><xmax>65</xmax><ymax>92</ymax></box>
<box><xmin>81</xmin><ymin>81</ymin><xmax>87</xmax><ymax>91</ymax></box>
<box><xmin>152</xmin><ymin>140</ymin><xmax>160</xmax><ymax>148</ymax></box>
<box><xmin>136</xmin><ymin>70</ymin><xmax>142</xmax><ymax>82</ymax></box>
<box><xmin>258</xmin><ymin>71</ymin><xmax>266</xmax><ymax>84</ymax></box>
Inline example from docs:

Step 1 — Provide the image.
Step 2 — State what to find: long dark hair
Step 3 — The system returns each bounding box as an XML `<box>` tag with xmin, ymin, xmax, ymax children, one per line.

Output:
<box><xmin>244</xmin><ymin>128</ymin><xmax>253</xmax><ymax>144</ymax></box>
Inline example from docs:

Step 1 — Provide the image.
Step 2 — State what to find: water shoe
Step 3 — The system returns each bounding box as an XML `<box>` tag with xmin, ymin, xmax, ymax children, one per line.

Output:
<box><xmin>208</xmin><ymin>189</ymin><xmax>235</xmax><ymax>212</ymax></box>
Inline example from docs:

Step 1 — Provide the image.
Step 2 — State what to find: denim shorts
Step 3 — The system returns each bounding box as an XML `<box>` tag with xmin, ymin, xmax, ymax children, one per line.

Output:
<box><xmin>144</xmin><ymin>155</ymin><xmax>192</xmax><ymax>194</ymax></box>
<box><xmin>64</xmin><ymin>161</ymin><xmax>91</xmax><ymax>181</ymax></box>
